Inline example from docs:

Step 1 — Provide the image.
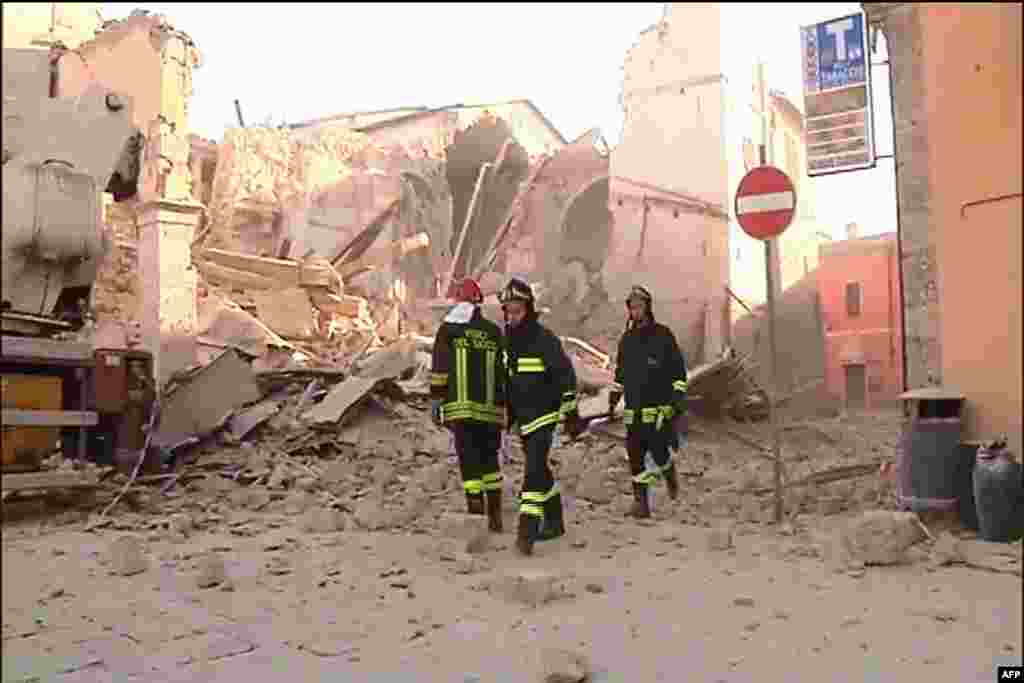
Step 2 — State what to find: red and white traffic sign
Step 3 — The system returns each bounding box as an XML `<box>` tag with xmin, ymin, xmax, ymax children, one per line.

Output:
<box><xmin>734</xmin><ymin>166</ymin><xmax>797</xmax><ymax>240</ymax></box>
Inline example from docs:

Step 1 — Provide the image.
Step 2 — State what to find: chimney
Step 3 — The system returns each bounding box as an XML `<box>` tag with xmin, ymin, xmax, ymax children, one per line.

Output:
<box><xmin>845</xmin><ymin>222</ymin><xmax>859</xmax><ymax>240</ymax></box>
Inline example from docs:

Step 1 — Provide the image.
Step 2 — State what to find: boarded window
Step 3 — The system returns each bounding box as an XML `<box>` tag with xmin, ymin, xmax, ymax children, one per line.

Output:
<box><xmin>846</xmin><ymin>282</ymin><xmax>862</xmax><ymax>316</ymax></box>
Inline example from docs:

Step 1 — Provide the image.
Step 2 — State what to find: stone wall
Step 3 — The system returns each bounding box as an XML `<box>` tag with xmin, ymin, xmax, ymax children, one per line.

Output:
<box><xmin>863</xmin><ymin>3</ymin><xmax>941</xmax><ymax>388</ymax></box>
<box><xmin>92</xmin><ymin>197</ymin><xmax>140</xmax><ymax>327</ymax></box>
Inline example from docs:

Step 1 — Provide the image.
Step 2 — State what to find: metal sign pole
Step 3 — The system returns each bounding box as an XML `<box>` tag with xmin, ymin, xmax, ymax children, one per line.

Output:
<box><xmin>758</xmin><ymin>141</ymin><xmax>785</xmax><ymax>525</ymax></box>
<box><xmin>757</xmin><ymin>61</ymin><xmax>785</xmax><ymax>524</ymax></box>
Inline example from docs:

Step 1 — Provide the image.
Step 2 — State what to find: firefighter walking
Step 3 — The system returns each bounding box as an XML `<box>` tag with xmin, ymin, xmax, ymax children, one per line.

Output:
<box><xmin>500</xmin><ymin>278</ymin><xmax>583</xmax><ymax>555</ymax></box>
<box><xmin>608</xmin><ymin>286</ymin><xmax>688</xmax><ymax>518</ymax></box>
<box><xmin>430</xmin><ymin>278</ymin><xmax>506</xmax><ymax>532</ymax></box>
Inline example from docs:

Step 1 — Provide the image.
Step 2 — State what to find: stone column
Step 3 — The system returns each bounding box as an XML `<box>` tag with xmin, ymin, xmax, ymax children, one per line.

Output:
<box><xmin>137</xmin><ymin>198</ymin><xmax>204</xmax><ymax>384</ymax></box>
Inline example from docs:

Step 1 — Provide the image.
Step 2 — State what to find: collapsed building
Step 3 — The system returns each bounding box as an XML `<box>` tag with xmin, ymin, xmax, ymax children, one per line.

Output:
<box><xmin>4</xmin><ymin>4</ymin><xmax>746</xmax><ymax>391</ymax></box>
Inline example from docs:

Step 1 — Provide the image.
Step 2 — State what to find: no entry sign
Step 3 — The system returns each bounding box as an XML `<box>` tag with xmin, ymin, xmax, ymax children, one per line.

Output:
<box><xmin>735</xmin><ymin>166</ymin><xmax>797</xmax><ymax>240</ymax></box>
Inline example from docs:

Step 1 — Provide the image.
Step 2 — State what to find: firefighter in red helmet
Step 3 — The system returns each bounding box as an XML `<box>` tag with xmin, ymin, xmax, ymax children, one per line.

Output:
<box><xmin>608</xmin><ymin>285</ymin><xmax>688</xmax><ymax>518</ymax></box>
<box><xmin>430</xmin><ymin>278</ymin><xmax>507</xmax><ymax>531</ymax></box>
<box><xmin>500</xmin><ymin>278</ymin><xmax>582</xmax><ymax>555</ymax></box>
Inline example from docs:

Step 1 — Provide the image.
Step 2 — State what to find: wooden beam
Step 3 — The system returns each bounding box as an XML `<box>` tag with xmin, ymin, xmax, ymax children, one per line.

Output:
<box><xmin>473</xmin><ymin>151</ymin><xmax>554</xmax><ymax>279</ymax></box>
<box><xmin>200</xmin><ymin>248</ymin><xmax>333</xmax><ymax>287</ymax></box>
<box><xmin>444</xmin><ymin>162</ymin><xmax>492</xmax><ymax>296</ymax></box>
<box><xmin>194</xmin><ymin>260</ymin><xmax>283</xmax><ymax>291</ymax></box>
<box><xmin>2</xmin><ymin>410</ymin><xmax>99</xmax><ymax>427</ymax></box>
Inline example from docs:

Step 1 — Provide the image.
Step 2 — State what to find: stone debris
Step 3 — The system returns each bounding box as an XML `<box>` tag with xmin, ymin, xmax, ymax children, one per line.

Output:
<box><xmin>706</xmin><ymin>526</ymin><xmax>734</xmax><ymax>551</ymax></box>
<box><xmin>299</xmin><ymin>508</ymin><xmax>346</xmax><ymax>534</ymax></box>
<box><xmin>491</xmin><ymin>570</ymin><xmax>571</xmax><ymax>608</ymax></box>
<box><xmin>538</xmin><ymin>647</ymin><xmax>590</xmax><ymax>683</ymax></box>
<box><xmin>930</xmin><ymin>531</ymin><xmax>964</xmax><ymax>567</ymax></box>
<box><xmin>836</xmin><ymin>510</ymin><xmax>928</xmax><ymax>566</ymax></box>
<box><xmin>440</xmin><ymin>513</ymin><xmax>491</xmax><ymax>554</ymax></box>
<box><xmin>196</xmin><ymin>553</ymin><xmax>227</xmax><ymax>589</ymax></box>
<box><xmin>108</xmin><ymin>536</ymin><xmax>148</xmax><ymax>576</ymax></box>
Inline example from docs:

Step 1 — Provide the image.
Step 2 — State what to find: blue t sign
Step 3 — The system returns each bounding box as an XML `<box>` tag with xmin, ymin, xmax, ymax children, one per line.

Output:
<box><xmin>816</xmin><ymin>13</ymin><xmax>867</xmax><ymax>90</ymax></box>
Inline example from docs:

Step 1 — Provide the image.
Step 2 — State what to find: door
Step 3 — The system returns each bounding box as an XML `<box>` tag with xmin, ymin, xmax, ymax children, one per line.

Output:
<box><xmin>844</xmin><ymin>364</ymin><xmax>867</xmax><ymax>411</ymax></box>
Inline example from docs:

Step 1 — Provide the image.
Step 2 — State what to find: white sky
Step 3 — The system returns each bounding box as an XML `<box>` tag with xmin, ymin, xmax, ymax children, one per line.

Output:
<box><xmin>102</xmin><ymin>2</ymin><xmax>896</xmax><ymax>239</ymax></box>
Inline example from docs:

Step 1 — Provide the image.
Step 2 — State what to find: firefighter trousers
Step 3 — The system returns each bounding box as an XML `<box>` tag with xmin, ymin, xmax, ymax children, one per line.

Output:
<box><xmin>451</xmin><ymin>421</ymin><xmax>503</xmax><ymax>497</ymax></box>
<box><xmin>518</xmin><ymin>425</ymin><xmax>559</xmax><ymax>517</ymax></box>
<box><xmin>625</xmin><ymin>424</ymin><xmax>675</xmax><ymax>485</ymax></box>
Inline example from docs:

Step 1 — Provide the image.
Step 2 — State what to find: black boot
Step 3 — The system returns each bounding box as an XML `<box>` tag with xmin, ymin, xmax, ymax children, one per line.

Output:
<box><xmin>538</xmin><ymin>493</ymin><xmax>565</xmax><ymax>541</ymax></box>
<box><xmin>663</xmin><ymin>462</ymin><xmax>680</xmax><ymax>501</ymax></box>
<box><xmin>516</xmin><ymin>514</ymin><xmax>541</xmax><ymax>556</ymax></box>
<box><xmin>629</xmin><ymin>482</ymin><xmax>651</xmax><ymax>519</ymax></box>
<box><xmin>465</xmin><ymin>492</ymin><xmax>485</xmax><ymax>515</ymax></box>
<box><xmin>485</xmin><ymin>489</ymin><xmax>503</xmax><ymax>532</ymax></box>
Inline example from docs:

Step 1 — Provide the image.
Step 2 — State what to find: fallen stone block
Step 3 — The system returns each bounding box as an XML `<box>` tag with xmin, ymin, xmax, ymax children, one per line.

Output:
<box><xmin>108</xmin><ymin>536</ymin><xmax>148</xmax><ymax>576</ymax></box>
<box><xmin>490</xmin><ymin>569</ymin><xmax>570</xmax><ymax>607</ymax></box>
<box><xmin>836</xmin><ymin>510</ymin><xmax>927</xmax><ymax>566</ymax></box>
<box><xmin>539</xmin><ymin>647</ymin><xmax>590</xmax><ymax>683</ymax></box>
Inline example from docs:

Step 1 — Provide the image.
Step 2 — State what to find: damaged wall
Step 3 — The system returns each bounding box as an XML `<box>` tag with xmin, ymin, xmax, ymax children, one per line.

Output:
<box><xmin>444</xmin><ymin>116</ymin><xmax>530</xmax><ymax>282</ymax></box>
<box><xmin>51</xmin><ymin>11</ymin><xmax>205</xmax><ymax>381</ymax></box>
<box><xmin>608</xmin><ymin>3</ymin><xmax>731</xmax><ymax>362</ymax></box>
<box><xmin>207</xmin><ymin>126</ymin><xmax>403</xmax><ymax>262</ymax></box>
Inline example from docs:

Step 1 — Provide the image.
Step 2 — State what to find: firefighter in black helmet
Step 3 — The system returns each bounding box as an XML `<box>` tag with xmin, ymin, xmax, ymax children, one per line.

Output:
<box><xmin>500</xmin><ymin>278</ymin><xmax>582</xmax><ymax>555</ymax></box>
<box><xmin>608</xmin><ymin>285</ymin><xmax>689</xmax><ymax>518</ymax></box>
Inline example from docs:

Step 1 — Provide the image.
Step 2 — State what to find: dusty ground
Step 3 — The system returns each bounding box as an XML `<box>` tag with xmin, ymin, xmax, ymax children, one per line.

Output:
<box><xmin>3</xmin><ymin>411</ymin><xmax>1021</xmax><ymax>682</ymax></box>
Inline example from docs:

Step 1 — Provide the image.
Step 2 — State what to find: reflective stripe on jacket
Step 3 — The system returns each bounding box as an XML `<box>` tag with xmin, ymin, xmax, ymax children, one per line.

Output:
<box><xmin>506</xmin><ymin>318</ymin><xmax>577</xmax><ymax>435</ymax></box>
<box><xmin>430</xmin><ymin>308</ymin><xmax>506</xmax><ymax>425</ymax></box>
<box><xmin>614</xmin><ymin>320</ymin><xmax>688</xmax><ymax>425</ymax></box>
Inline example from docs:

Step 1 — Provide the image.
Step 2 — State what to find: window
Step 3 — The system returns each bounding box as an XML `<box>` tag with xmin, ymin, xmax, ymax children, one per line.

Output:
<box><xmin>846</xmin><ymin>282</ymin><xmax>862</xmax><ymax>317</ymax></box>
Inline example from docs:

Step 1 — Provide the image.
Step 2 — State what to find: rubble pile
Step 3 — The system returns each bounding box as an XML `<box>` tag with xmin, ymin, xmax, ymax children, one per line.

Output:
<box><xmin>174</xmin><ymin>113</ymin><xmax>618</xmax><ymax>375</ymax></box>
<box><xmin>686</xmin><ymin>351</ymin><xmax>769</xmax><ymax>422</ymax></box>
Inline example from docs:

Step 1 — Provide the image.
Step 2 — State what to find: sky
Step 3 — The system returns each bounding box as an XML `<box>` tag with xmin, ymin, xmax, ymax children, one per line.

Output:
<box><xmin>101</xmin><ymin>2</ymin><xmax>897</xmax><ymax>239</ymax></box>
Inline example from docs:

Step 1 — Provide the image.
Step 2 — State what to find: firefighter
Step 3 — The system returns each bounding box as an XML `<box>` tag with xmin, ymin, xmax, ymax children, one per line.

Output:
<box><xmin>500</xmin><ymin>277</ymin><xmax>583</xmax><ymax>555</ymax></box>
<box><xmin>608</xmin><ymin>285</ymin><xmax>688</xmax><ymax>518</ymax></box>
<box><xmin>430</xmin><ymin>278</ymin><xmax>506</xmax><ymax>532</ymax></box>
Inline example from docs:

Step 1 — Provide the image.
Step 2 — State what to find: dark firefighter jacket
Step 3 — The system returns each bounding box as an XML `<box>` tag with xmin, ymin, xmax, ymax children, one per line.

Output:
<box><xmin>614</xmin><ymin>321</ymin><xmax>688</xmax><ymax>429</ymax></box>
<box><xmin>506</xmin><ymin>316</ymin><xmax>577</xmax><ymax>435</ymax></box>
<box><xmin>430</xmin><ymin>306</ymin><xmax>506</xmax><ymax>426</ymax></box>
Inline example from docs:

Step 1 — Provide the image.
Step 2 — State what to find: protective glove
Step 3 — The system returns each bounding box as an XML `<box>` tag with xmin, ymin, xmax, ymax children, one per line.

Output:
<box><xmin>430</xmin><ymin>399</ymin><xmax>443</xmax><ymax>427</ymax></box>
<box><xmin>564</xmin><ymin>410</ymin><xmax>584</xmax><ymax>440</ymax></box>
<box><xmin>608</xmin><ymin>390</ymin><xmax>622</xmax><ymax>416</ymax></box>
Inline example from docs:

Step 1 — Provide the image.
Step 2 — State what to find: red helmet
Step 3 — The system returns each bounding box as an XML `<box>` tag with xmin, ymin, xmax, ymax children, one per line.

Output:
<box><xmin>448</xmin><ymin>277</ymin><xmax>483</xmax><ymax>304</ymax></box>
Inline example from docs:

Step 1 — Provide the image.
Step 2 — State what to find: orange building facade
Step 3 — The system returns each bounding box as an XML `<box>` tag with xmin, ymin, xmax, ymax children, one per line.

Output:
<box><xmin>817</xmin><ymin>231</ymin><xmax>904</xmax><ymax>410</ymax></box>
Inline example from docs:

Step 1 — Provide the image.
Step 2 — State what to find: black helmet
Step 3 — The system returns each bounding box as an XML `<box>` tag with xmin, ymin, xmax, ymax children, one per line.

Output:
<box><xmin>625</xmin><ymin>285</ymin><xmax>654</xmax><ymax>328</ymax></box>
<box><xmin>500</xmin><ymin>278</ymin><xmax>535</xmax><ymax>307</ymax></box>
<box><xmin>626</xmin><ymin>285</ymin><xmax>653</xmax><ymax>306</ymax></box>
